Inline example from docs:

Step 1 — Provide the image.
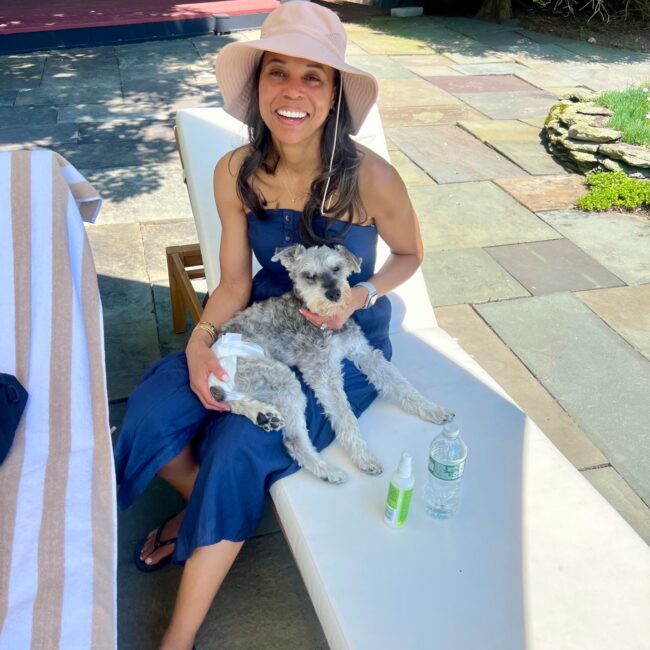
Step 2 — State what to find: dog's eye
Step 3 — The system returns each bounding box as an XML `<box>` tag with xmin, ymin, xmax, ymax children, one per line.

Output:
<box><xmin>331</xmin><ymin>266</ymin><xmax>340</xmax><ymax>273</ymax></box>
<box><xmin>302</xmin><ymin>272</ymin><xmax>316</xmax><ymax>282</ymax></box>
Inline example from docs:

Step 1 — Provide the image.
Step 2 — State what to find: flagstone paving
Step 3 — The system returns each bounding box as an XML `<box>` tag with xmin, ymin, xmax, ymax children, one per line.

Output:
<box><xmin>377</xmin><ymin>77</ymin><xmax>461</xmax><ymax>107</ymax></box>
<box><xmin>379</xmin><ymin>104</ymin><xmax>485</xmax><ymax>127</ymax></box>
<box><xmin>389</xmin><ymin>53</ymin><xmax>460</xmax><ymax>75</ymax></box>
<box><xmin>424</xmin><ymin>73</ymin><xmax>539</xmax><ymax>94</ymax></box>
<box><xmin>388</xmin><ymin>149</ymin><xmax>437</xmax><ymax>186</ymax></box>
<box><xmin>409</xmin><ymin>182</ymin><xmax>560</xmax><ymax>250</ymax></box>
<box><xmin>82</xmin><ymin>161</ymin><xmax>190</xmax><ymax>224</ymax></box>
<box><xmin>538</xmin><ymin>210</ymin><xmax>650</xmax><ymax>285</ymax></box>
<box><xmin>387</xmin><ymin>124</ymin><xmax>528</xmax><ymax>182</ymax></box>
<box><xmin>476</xmin><ymin>293</ymin><xmax>650</xmax><ymax>505</ymax></box>
<box><xmin>458</xmin><ymin>119</ymin><xmax>567</xmax><ymax>175</ymax></box>
<box><xmin>493</xmin><ymin>175</ymin><xmax>587</xmax><ymax>211</ymax></box>
<box><xmin>434</xmin><ymin>305</ymin><xmax>608</xmax><ymax>471</ymax></box>
<box><xmin>454</xmin><ymin>90</ymin><xmax>557</xmax><ymax>120</ymax></box>
<box><xmin>140</xmin><ymin>219</ymin><xmax>199</xmax><ymax>282</ymax></box>
<box><xmin>422</xmin><ymin>247</ymin><xmax>529</xmax><ymax>306</ymax></box>
<box><xmin>484</xmin><ymin>239</ymin><xmax>626</xmax><ymax>295</ymax></box>
<box><xmin>345</xmin><ymin>54</ymin><xmax>417</xmax><ymax>78</ymax></box>
<box><xmin>3</xmin><ymin>12</ymin><xmax>650</xmax><ymax>647</ymax></box>
<box><xmin>576</xmin><ymin>285</ymin><xmax>650</xmax><ymax>361</ymax></box>
<box><xmin>449</xmin><ymin>62</ymin><xmax>530</xmax><ymax>76</ymax></box>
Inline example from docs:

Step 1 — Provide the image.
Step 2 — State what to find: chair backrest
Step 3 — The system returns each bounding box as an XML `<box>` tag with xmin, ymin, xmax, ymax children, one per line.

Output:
<box><xmin>175</xmin><ymin>106</ymin><xmax>436</xmax><ymax>332</ymax></box>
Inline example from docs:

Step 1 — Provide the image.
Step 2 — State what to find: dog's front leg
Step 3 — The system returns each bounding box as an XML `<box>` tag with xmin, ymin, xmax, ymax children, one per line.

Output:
<box><xmin>301</xmin><ymin>363</ymin><xmax>383</xmax><ymax>475</ymax></box>
<box><xmin>348</xmin><ymin>346</ymin><xmax>454</xmax><ymax>424</ymax></box>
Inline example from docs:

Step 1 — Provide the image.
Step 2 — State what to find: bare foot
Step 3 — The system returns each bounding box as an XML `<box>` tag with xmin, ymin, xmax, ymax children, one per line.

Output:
<box><xmin>140</xmin><ymin>510</ymin><xmax>185</xmax><ymax>567</ymax></box>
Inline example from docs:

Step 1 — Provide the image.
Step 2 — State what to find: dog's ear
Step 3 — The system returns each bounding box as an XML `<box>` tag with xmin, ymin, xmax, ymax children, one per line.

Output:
<box><xmin>335</xmin><ymin>245</ymin><xmax>362</xmax><ymax>275</ymax></box>
<box><xmin>272</xmin><ymin>244</ymin><xmax>306</xmax><ymax>268</ymax></box>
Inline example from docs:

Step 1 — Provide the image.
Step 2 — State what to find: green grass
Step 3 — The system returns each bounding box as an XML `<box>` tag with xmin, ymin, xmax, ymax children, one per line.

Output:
<box><xmin>577</xmin><ymin>170</ymin><xmax>650</xmax><ymax>212</ymax></box>
<box><xmin>595</xmin><ymin>83</ymin><xmax>650</xmax><ymax>146</ymax></box>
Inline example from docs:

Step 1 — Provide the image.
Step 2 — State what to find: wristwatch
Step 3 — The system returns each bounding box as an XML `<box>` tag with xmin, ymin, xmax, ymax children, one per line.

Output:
<box><xmin>355</xmin><ymin>281</ymin><xmax>378</xmax><ymax>309</ymax></box>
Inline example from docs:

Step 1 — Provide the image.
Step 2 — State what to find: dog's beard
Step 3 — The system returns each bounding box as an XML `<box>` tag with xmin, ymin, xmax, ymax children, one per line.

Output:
<box><xmin>300</xmin><ymin>283</ymin><xmax>352</xmax><ymax>318</ymax></box>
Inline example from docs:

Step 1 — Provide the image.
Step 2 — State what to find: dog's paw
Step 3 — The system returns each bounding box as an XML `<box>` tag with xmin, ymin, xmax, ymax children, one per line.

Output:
<box><xmin>323</xmin><ymin>466</ymin><xmax>348</xmax><ymax>484</ymax></box>
<box><xmin>354</xmin><ymin>455</ymin><xmax>383</xmax><ymax>476</ymax></box>
<box><xmin>424</xmin><ymin>404</ymin><xmax>455</xmax><ymax>425</ymax></box>
<box><xmin>209</xmin><ymin>385</ymin><xmax>226</xmax><ymax>403</ymax></box>
<box><xmin>256</xmin><ymin>410</ymin><xmax>284</xmax><ymax>432</ymax></box>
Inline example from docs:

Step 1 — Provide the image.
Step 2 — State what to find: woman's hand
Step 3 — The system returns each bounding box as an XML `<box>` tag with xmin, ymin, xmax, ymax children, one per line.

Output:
<box><xmin>186</xmin><ymin>330</ymin><xmax>231</xmax><ymax>412</ymax></box>
<box><xmin>299</xmin><ymin>286</ymin><xmax>367</xmax><ymax>331</ymax></box>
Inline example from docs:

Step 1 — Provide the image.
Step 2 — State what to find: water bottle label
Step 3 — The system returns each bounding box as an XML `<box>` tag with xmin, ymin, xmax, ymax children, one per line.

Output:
<box><xmin>429</xmin><ymin>457</ymin><xmax>464</xmax><ymax>481</ymax></box>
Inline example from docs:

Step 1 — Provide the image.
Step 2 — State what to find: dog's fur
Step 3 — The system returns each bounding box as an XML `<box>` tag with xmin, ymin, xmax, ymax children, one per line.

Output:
<box><xmin>212</xmin><ymin>244</ymin><xmax>454</xmax><ymax>483</ymax></box>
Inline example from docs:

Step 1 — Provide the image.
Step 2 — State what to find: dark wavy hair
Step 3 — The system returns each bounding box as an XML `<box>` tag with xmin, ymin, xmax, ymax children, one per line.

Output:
<box><xmin>235</xmin><ymin>55</ymin><xmax>366</xmax><ymax>246</ymax></box>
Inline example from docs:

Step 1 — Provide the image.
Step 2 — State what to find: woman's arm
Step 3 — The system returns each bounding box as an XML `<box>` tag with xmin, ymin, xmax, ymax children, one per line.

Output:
<box><xmin>186</xmin><ymin>148</ymin><xmax>253</xmax><ymax>410</ymax></box>
<box><xmin>302</xmin><ymin>147</ymin><xmax>423</xmax><ymax>330</ymax></box>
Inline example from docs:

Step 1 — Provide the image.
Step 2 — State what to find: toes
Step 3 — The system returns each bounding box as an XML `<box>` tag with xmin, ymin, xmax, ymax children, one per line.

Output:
<box><xmin>356</xmin><ymin>457</ymin><xmax>383</xmax><ymax>475</ymax></box>
<box><xmin>326</xmin><ymin>469</ymin><xmax>348</xmax><ymax>484</ymax></box>
<box><xmin>139</xmin><ymin>531</ymin><xmax>157</xmax><ymax>559</ymax></box>
<box><xmin>257</xmin><ymin>412</ymin><xmax>284</xmax><ymax>431</ymax></box>
<box><xmin>428</xmin><ymin>406</ymin><xmax>454</xmax><ymax>424</ymax></box>
<box><xmin>144</xmin><ymin>545</ymin><xmax>173</xmax><ymax>568</ymax></box>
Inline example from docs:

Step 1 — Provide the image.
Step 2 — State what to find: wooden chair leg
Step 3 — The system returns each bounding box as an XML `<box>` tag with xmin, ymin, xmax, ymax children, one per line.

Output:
<box><xmin>166</xmin><ymin>244</ymin><xmax>205</xmax><ymax>333</ymax></box>
<box><xmin>167</xmin><ymin>247</ymin><xmax>188</xmax><ymax>334</ymax></box>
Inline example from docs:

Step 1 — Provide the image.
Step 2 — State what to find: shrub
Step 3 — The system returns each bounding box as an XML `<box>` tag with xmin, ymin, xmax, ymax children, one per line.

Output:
<box><xmin>577</xmin><ymin>170</ymin><xmax>650</xmax><ymax>211</ymax></box>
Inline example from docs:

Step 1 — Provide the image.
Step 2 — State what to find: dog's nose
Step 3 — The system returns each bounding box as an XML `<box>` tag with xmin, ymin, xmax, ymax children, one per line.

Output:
<box><xmin>325</xmin><ymin>287</ymin><xmax>341</xmax><ymax>302</ymax></box>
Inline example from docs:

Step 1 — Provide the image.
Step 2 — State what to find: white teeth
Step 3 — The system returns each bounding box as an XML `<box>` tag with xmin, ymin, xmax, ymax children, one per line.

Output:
<box><xmin>277</xmin><ymin>109</ymin><xmax>307</xmax><ymax>119</ymax></box>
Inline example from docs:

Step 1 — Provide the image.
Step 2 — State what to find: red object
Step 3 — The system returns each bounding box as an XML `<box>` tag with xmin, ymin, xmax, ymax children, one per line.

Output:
<box><xmin>0</xmin><ymin>0</ymin><xmax>279</xmax><ymax>35</ymax></box>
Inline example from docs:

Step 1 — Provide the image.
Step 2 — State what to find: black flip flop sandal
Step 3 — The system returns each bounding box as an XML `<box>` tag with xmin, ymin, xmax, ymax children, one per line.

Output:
<box><xmin>133</xmin><ymin>512</ymin><xmax>179</xmax><ymax>573</ymax></box>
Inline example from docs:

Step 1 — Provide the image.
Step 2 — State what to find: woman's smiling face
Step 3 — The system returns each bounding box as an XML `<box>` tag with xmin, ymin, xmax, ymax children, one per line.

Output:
<box><xmin>258</xmin><ymin>52</ymin><xmax>337</xmax><ymax>146</ymax></box>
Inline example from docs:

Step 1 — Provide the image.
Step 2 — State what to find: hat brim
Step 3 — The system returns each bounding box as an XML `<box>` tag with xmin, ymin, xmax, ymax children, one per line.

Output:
<box><xmin>215</xmin><ymin>35</ymin><xmax>378</xmax><ymax>135</ymax></box>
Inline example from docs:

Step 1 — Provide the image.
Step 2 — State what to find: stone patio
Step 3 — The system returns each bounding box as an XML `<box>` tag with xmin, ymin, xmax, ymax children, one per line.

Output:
<box><xmin>2</xmin><ymin>12</ymin><xmax>649</xmax><ymax>649</ymax></box>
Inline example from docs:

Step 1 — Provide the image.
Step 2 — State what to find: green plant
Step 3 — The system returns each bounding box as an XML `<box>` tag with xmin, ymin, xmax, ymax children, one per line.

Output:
<box><xmin>577</xmin><ymin>170</ymin><xmax>650</xmax><ymax>211</ymax></box>
<box><xmin>595</xmin><ymin>83</ymin><xmax>650</xmax><ymax>146</ymax></box>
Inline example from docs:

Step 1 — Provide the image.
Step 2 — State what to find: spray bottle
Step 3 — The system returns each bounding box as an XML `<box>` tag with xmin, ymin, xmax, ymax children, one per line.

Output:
<box><xmin>384</xmin><ymin>451</ymin><xmax>414</xmax><ymax>528</ymax></box>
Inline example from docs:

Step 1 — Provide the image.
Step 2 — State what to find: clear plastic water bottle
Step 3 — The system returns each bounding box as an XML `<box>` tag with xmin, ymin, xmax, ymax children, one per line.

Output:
<box><xmin>424</xmin><ymin>421</ymin><xmax>467</xmax><ymax>519</ymax></box>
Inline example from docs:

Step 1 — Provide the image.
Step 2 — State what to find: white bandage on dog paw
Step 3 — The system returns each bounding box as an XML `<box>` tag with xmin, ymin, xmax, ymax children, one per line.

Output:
<box><xmin>208</xmin><ymin>332</ymin><xmax>266</xmax><ymax>401</ymax></box>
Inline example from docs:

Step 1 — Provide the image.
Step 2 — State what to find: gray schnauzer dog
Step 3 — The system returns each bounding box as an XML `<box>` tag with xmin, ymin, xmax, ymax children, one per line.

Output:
<box><xmin>211</xmin><ymin>244</ymin><xmax>454</xmax><ymax>483</ymax></box>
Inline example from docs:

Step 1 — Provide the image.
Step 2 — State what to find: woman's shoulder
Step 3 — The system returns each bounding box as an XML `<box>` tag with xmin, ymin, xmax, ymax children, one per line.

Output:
<box><xmin>214</xmin><ymin>144</ymin><xmax>253</xmax><ymax>182</ymax></box>
<box><xmin>213</xmin><ymin>145</ymin><xmax>254</xmax><ymax>217</ymax></box>
<box><xmin>355</xmin><ymin>143</ymin><xmax>407</xmax><ymax>216</ymax></box>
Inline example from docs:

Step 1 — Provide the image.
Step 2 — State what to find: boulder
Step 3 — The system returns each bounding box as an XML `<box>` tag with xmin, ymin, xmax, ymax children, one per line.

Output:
<box><xmin>568</xmin><ymin>124</ymin><xmax>623</xmax><ymax>143</ymax></box>
<box><xmin>558</xmin><ymin>89</ymin><xmax>596</xmax><ymax>102</ymax></box>
<box><xmin>562</xmin><ymin>138</ymin><xmax>600</xmax><ymax>153</ymax></box>
<box><xmin>574</xmin><ymin>104</ymin><xmax>614</xmax><ymax>117</ymax></box>
<box><xmin>598</xmin><ymin>142</ymin><xmax>650</xmax><ymax>168</ymax></box>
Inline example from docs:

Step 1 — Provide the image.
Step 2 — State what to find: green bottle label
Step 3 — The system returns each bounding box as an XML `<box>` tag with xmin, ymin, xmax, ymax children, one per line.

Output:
<box><xmin>385</xmin><ymin>483</ymin><xmax>413</xmax><ymax>526</ymax></box>
<box><xmin>429</xmin><ymin>457</ymin><xmax>465</xmax><ymax>481</ymax></box>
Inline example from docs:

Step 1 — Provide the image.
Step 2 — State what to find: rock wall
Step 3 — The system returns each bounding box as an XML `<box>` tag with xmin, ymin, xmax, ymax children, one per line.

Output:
<box><xmin>544</xmin><ymin>95</ymin><xmax>650</xmax><ymax>180</ymax></box>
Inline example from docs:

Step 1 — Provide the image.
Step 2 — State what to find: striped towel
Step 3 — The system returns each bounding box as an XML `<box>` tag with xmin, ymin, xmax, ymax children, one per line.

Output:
<box><xmin>0</xmin><ymin>150</ymin><xmax>116</xmax><ymax>650</ymax></box>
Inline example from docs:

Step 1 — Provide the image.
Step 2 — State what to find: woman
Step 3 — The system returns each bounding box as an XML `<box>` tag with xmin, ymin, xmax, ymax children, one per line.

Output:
<box><xmin>114</xmin><ymin>2</ymin><xmax>425</xmax><ymax>648</ymax></box>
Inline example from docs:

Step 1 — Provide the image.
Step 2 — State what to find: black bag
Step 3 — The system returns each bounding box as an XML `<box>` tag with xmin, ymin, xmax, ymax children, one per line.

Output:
<box><xmin>0</xmin><ymin>373</ymin><xmax>28</xmax><ymax>465</ymax></box>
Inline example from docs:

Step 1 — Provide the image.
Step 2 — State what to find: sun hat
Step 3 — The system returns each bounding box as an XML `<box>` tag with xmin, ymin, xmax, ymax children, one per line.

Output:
<box><xmin>215</xmin><ymin>0</ymin><xmax>379</xmax><ymax>135</ymax></box>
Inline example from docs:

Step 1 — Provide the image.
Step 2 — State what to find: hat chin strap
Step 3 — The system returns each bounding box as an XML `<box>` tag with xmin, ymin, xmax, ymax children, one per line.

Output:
<box><xmin>320</xmin><ymin>86</ymin><xmax>343</xmax><ymax>216</ymax></box>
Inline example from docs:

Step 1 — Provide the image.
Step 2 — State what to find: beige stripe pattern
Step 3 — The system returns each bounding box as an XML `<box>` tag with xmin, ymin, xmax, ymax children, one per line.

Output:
<box><xmin>83</xmin><ymin>235</ymin><xmax>116</xmax><ymax>650</ymax></box>
<box><xmin>0</xmin><ymin>150</ymin><xmax>116</xmax><ymax>649</ymax></box>
<box><xmin>30</xmin><ymin>156</ymin><xmax>73</xmax><ymax>650</ymax></box>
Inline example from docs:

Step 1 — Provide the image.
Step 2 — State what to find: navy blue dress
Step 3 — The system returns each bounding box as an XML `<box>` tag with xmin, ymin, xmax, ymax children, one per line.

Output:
<box><xmin>114</xmin><ymin>209</ymin><xmax>392</xmax><ymax>563</ymax></box>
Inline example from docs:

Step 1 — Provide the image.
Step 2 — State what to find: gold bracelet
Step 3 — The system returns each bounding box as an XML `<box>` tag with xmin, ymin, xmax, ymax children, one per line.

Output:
<box><xmin>194</xmin><ymin>321</ymin><xmax>218</xmax><ymax>345</ymax></box>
